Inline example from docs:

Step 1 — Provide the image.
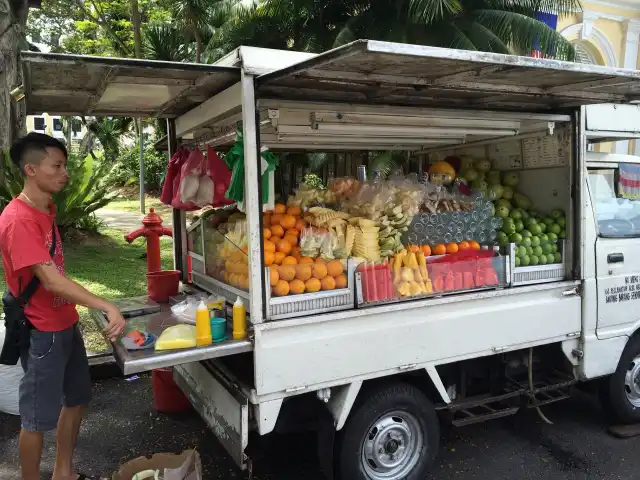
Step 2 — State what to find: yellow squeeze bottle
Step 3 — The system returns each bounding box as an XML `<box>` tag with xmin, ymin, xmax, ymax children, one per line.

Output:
<box><xmin>195</xmin><ymin>300</ymin><xmax>212</xmax><ymax>346</ymax></box>
<box><xmin>233</xmin><ymin>297</ymin><xmax>247</xmax><ymax>340</ymax></box>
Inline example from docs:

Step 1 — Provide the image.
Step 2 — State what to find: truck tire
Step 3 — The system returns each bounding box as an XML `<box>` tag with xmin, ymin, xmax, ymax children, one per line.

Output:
<box><xmin>336</xmin><ymin>382</ymin><xmax>439</xmax><ymax>480</ymax></box>
<box><xmin>601</xmin><ymin>334</ymin><xmax>640</xmax><ymax>424</ymax></box>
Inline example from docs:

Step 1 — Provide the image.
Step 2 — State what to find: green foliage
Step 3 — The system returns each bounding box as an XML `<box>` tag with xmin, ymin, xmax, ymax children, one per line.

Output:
<box><xmin>107</xmin><ymin>142</ymin><xmax>168</xmax><ymax>192</ymax></box>
<box><xmin>208</xmin><ymin>0</ymin><xmax>581</xmax><ymax>61</ymax></box>
<box><xmin>0</xmin><ymin>150</ymin><xmax>117</xmax><ymax>233</ymax></box>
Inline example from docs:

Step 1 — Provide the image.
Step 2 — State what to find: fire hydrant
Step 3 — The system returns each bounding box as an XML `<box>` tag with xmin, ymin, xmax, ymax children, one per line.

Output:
<box><xmin>125</xmin><ymin>208</ymin><xmax>173</xmax><ymax>273</ymax></box>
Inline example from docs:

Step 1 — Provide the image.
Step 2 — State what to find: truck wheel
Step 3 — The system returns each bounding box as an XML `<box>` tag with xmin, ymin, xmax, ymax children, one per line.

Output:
<box><xmin>336</xmin><ymin>382</ymin><xmax>439</xmax><ymax>480</ymax></box>
<box><xmin>601</xmin><ymin>335</ymin><xmax>640</xmax><ymax>424</ymax></box>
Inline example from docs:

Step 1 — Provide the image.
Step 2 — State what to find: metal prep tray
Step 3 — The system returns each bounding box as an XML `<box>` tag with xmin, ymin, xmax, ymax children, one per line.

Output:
<box><xmin>90</xmin><ymin>302</ymin><xmax>252</xmax><ymax>375</ymax></box>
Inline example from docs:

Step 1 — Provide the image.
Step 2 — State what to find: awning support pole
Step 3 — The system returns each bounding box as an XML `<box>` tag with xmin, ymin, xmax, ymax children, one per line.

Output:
<box><xmin>241</xmin><ymin>71</ymin><xmax>265</xmax><ymax>324</ymax></box>
<box><xmin>139</xmin><ymin>118</ymin><xmax>145</xmax><ymax>213</ymax></box>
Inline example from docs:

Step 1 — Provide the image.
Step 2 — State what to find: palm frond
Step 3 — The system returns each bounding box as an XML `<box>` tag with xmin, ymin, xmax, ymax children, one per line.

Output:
<box><xmin>408</xmin><ymin>0</ymin><xmax>462</xmax><ymax>23</ymax></box>
<box><xmin>475</xmin><ymin>9</ymin><xmax>575</xmax><ymax>60</ymax></box>
<box><xmin>481</xmin><ymin>0</ymin><xmax>582</xmax><ymax>17</ymax></box>
<box><xmin>143</xmin><ymin>23</ymin><xmax>188</xmax><ymax>61</ymax></box>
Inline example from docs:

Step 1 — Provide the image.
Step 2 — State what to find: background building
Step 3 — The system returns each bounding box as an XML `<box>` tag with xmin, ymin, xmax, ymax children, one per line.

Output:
<box><xmin>558</xmin><ymin>0</ymin><xmax>640</xmax><ymax>154</ymax></box>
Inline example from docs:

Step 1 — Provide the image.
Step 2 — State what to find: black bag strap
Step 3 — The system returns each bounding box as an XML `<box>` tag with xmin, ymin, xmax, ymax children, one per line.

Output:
<box><xmin>17</xmin><ymin>222</ymin><xmax>57</xmax><ymax>305</ymax></box>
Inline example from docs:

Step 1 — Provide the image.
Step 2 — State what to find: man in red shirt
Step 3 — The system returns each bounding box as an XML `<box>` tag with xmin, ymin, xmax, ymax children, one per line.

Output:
<box><xmin>0</xmin><ymin>133</ymin><xmax>126</xmax><ymax>480</ymax></box>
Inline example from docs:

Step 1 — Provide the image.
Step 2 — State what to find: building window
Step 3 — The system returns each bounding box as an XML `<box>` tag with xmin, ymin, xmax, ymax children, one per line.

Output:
<box><xmin>53</xmin><ymin>118</ymin><xmax>63</xmax><ymax>132</ymax></box>
<box><xmin>33</xmin><ymin>117</ymin><xmax>45</xmax><ymax>131</ymax></box>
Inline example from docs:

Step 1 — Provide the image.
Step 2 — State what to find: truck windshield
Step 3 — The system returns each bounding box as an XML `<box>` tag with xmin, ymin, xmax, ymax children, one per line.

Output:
<box><xmin>589</xmin><ymin>163</ymin><xmax>640</xmax><ymax>238</ymax></box>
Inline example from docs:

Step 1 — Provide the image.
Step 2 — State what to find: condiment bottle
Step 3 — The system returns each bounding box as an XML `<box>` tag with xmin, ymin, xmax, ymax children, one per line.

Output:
<box><xmin>232</xmin><ymin>297</ymin><xmax>247</xmax><ymax>340</ymax></box>
<box><xmin>195</xmin><ymin>300</ymin><xmax>212</xmax><ymax>346</ymax></box>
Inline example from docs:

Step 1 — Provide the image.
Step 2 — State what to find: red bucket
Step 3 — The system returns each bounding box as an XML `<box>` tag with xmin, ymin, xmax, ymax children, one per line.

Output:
<box><xmin>146</xmin><ymin>270</ymin><xmax>180</xmax><ymax>303</ymax></box>
<box><xmin>151</xmin><ymin>368</ymin><xmax>191</xmax><ymax>413</ymax></box>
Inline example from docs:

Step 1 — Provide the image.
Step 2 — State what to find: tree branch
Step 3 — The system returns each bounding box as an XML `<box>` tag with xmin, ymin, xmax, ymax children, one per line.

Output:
<box><xmin>73</xmin><ymin>0</ymin><xmax>132</xmax><ymax>56</ymax></box>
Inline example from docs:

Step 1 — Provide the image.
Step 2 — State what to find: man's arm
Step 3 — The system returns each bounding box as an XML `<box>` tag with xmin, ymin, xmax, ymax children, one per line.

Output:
<box><xmin>31</xmin><ymin>261</ymin><xmax>125</xmax><ymax>340</ymax></box>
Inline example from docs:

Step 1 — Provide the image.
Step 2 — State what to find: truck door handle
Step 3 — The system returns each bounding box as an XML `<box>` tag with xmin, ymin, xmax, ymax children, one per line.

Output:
<box><xmin>608</xmin><ymin>253</ymin><xmax>624</xmax><ymax>264</ymax></box>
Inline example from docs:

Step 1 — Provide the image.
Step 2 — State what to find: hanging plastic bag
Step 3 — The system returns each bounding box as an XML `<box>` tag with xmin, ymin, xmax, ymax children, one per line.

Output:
<box><xmin>207</xmin><ymin>146</ymin><xmax>234</xmax><ymax>207</ymax></box>
<box><xmin>172</xmin><ymin>149</ymin><xmax>205</xmax><ymax>211</ymax></box>
<box><xmin>161</xmin><ymin>148</ymin><xmax>188</xmax><ymax>206</ymax></box>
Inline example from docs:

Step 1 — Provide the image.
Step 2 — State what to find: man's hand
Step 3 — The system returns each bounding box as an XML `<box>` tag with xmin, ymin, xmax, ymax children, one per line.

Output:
<box><xmin>104</xmin><ymin>305</ymin><xmax>126</xmax><ymax>342</ymax></box>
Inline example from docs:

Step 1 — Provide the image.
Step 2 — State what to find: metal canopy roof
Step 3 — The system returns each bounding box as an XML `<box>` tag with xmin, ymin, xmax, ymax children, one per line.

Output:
<box><xmin>21</xmin><ymin>52</ymin><xmax>240</xmax><ymax>118</ymax></box>
<box><xmin>257</xmin><ymin>40</ymin><xmax>640</xmax><ymax>112</ymax></box>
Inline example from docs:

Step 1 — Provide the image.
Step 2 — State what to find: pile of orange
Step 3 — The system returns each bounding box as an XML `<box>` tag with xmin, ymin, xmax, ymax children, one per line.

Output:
<box><xmin>270</xmin><ymin>257</ymin><xmax>348</xmax><ymax>297</ymax></box>
<box><xmin>407</xmin><ymin>241</ymin><xmax>481</xmax><ymax>257</ymax></box>
<box><xmin>263</xmin><ymin>203</ymin><xmax>306</xmax><ymax>268</ymax></box>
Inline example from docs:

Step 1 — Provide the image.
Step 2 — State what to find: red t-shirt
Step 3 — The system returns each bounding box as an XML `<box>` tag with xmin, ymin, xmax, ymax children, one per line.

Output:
<box><xmin>0</xmin><ymin>198</ymin><xmax>78</xmax><ymax>332</ymax></box>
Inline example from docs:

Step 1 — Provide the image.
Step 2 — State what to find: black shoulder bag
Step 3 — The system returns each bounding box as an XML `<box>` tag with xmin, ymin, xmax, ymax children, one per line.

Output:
<box><xmin>0</xmin><ymin>223</ymin><xmax>57</xmax><ymax>365</ymax></box>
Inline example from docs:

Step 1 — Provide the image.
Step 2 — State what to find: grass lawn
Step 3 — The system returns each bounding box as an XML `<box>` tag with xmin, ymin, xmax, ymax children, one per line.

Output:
<box><xmin>0</xmin><ymin>229</ymin><xmax>174</xmax><ymax>353</ymax></box>
<box><xmin>106</xmin><ymin>196</ymin><xmax>173</xmax><ymax>219</ymax></box>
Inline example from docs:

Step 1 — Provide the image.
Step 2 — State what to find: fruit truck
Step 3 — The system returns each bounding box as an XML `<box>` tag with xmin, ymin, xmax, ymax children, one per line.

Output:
<box><xmin>18</xmin><ymin>41</ymin><xmax>640</xmax><ymax>479</ymax></box>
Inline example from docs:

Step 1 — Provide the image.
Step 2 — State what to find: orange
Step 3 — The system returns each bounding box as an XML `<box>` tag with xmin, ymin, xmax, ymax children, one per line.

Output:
<box><xmin>269</xmin><ymin>268</ymin><xmax>279</xmax><ymax>287</ymax></box>
<box><xmin>287</xmin><ymin>206</ymin><xmax>302</xmax><ymax>216</ymax></box>
<box><xmin>278</xmin><ymin>265</ymin><xmax>296</xmax><ymax>282</ymax></box>
<box><xmin>458</xmin><ymin>241</ymin><xmax>470</xmax><ymax>251</ymax></box>
<box><xmin>286</xmin><ymin>228</ymin><xmax>300</xmax><ymax>238</ymax></box>
<box><xmin>313</xmin><ymin>262</ymin><xmax>328</xmax><ymax>280</ymax></box>
<box><xmin>469</xmin><ymin>240</ymin><xmax>481</xmax><ymax>251</ymax></box>
<box><xmin>277</xmin><ymin>239</ymin><xmax>293</xmax><ymax>254</ymax></box>
<box><xmin>291</xmin><ymin>246</ymin><xmax>301</xmax><ymax>258</ymax></box>
<box><xmin>263</xmin><ymin>227</ymin><xmax>272</xmax><ymax>240</ymax></box>
<box><xmin>265</xmin><ymin>209</ymin><xmax>274</xmax><ymax>215</ymax></box>
<box><xmin>295</xmin><ymin>219</ymin><xmax>306</xmax><ymax>231</ymax></box>
<box><xmin>263</xmin><ymin>214</ymin><xmax>271</xmax><ymax>226</ymax></box>
<box><xmin>264</xmin><ymin>251</ymin><xmax>275</xmax><ymax>266</ymax></box>
<box><xmin>433</xmin><ymin>243</ymin><xmax>446</xmax><ymax>256</ymax></box>
<box><xmin>282</xmin><ymin>255</ymin><xmax>298</xmax><ymax>265</ymax></box>
<box><xmin>270</xmin><ymin>224</ymin><xmax>284</xmax><ymax>238</ymax></box>
<box><xmin>270</xmin><ymin>236</ymin><xmax>282</xmax><ymax>246</ymax></box>
<box><xmin>321</xmin><ymin>275</ymin><xmax>336</xmax><ymax>291</ymax></box>
<box><xmin>334</xmin><ymin>273</ymin><xmax>348</xmax><ymax>289</ymax></box>
<box><xmin>295</xmin><ymin>264</ymin><xmax>312</xmax><ymax>282</ymax></box>
<box><xmin>274</xmin><ymin>203</ymin><xmax>287</xmax><ymax>214</ymax></box>
<box><xmin>284</xmin><ymin>235</ymin><xmax>298</xmax><ymax>247</ymax></box>
<box><xmin>315</xmin><ymin>257</ymin><xmax>326</xmax><ymax>265</ymax></box>
<box><xmin>289</xmin><ymin>279</ymin><xmax>306</xmax><ymax>295</ymax></box>
<box><xmin>274</xmin><ymin>252</ymin><xmax>286</xmax><ymax>265</ymax></box>
<box><xmin>327</xmin><ymin>259</ymin><xmax>344</xmax><ymax>277</ymax></box>
<box><xmin>264</xmin><ymin>240</ymin><xmax>276</xmax><ymax>253</ymax></box>
<box><xmin>280</xmin><ymin>214</ymin><xmax>296</xmax><ymax>230</ymax></box>
<box><xmin>299</xmin><ymin>256</ymin><xmax>314</xmax><ymax>264</ymax></box>
<box><xmin>305</xmin><ymin>278</ymin><xmax>322</xmax><ymax>293</ymax></box>
<box><xmin>272</xmin><ymin>279</ymin><xmax>290</xmax><ymax>296</ymax></box>
<box><xmin>446</xmin><ymin>242</ymin><xmax>459</xmax><ymax>254</ymax></box>
<box><xmin>422</xmin><ymin>245</ymin><xmax>431</xmax><ymax>257</ymax></box>
<box><xmin>271</xmin><ymin>214</ymin><xmax>283</xmax><ymax>226</ymax></box>
<box><xmin>408</xmin><ymin>245</ymin><xmax>420</xmax><ymax>254</ymax></box>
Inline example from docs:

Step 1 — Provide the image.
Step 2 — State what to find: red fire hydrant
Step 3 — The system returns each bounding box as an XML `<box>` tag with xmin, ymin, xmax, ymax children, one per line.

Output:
<box><xmin>125</xmin><ymin>208</ymin><xmax>173</xmax><ymax>273</ymax></box>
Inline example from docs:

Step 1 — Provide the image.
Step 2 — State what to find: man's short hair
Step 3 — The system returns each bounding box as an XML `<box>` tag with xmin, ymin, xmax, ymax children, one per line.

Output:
<box><xmin>9</xmin><ymin>132</ymin><xmax>68</xmax><ymax>174</ymax></box>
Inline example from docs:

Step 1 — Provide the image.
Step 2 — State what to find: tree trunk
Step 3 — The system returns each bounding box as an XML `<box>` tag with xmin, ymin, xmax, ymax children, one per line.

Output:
<box><xmin>195</xmin><ymin>29</ymin><xmax>202</xmax><ymax>63</ymax></box>
<box><xmin>0</xmin><ymin>0</ymin><xmax>29</xmax><ymax>149</ymax></box>
<box><xmin>130</xmin><ymin>0</ymin><xmax>142</xmax><ymax>58</ymax></box>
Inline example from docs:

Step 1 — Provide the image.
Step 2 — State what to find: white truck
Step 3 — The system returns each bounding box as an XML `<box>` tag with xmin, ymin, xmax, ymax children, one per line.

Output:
<box><xmin>19</xmin><ymin>40</ymin><xmax>640</xmax><ymax>480</ymax></box>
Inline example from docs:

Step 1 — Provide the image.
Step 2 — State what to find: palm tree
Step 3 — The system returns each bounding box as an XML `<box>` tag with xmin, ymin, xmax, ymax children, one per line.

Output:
<box><xmin>209</xmin><ymin>0</ymin><xmax>581</xmax><ymax>61</ymax></box>
<box><xmin>81</xmin><ymin>117</ymin><xmax>134</xmax><ymax>162</ymax></box>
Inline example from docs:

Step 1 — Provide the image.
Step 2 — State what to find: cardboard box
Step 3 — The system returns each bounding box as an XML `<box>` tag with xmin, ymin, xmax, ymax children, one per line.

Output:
<box><xmin>113</xmin><ymin>449</ymin><xmax>201</xmax><ymax>480</ymax></box>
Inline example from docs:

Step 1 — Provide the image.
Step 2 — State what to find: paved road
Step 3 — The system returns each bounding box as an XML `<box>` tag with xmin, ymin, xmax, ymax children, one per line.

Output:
<box><xmin>1</xmin><ymin>372</ymin><xmax>638</xmax><ymax>480</ymax></box>
<box><xmin>97</xmin><ymin>209</ymin><xmax>172</xmax><ymax>231</ymax></box>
